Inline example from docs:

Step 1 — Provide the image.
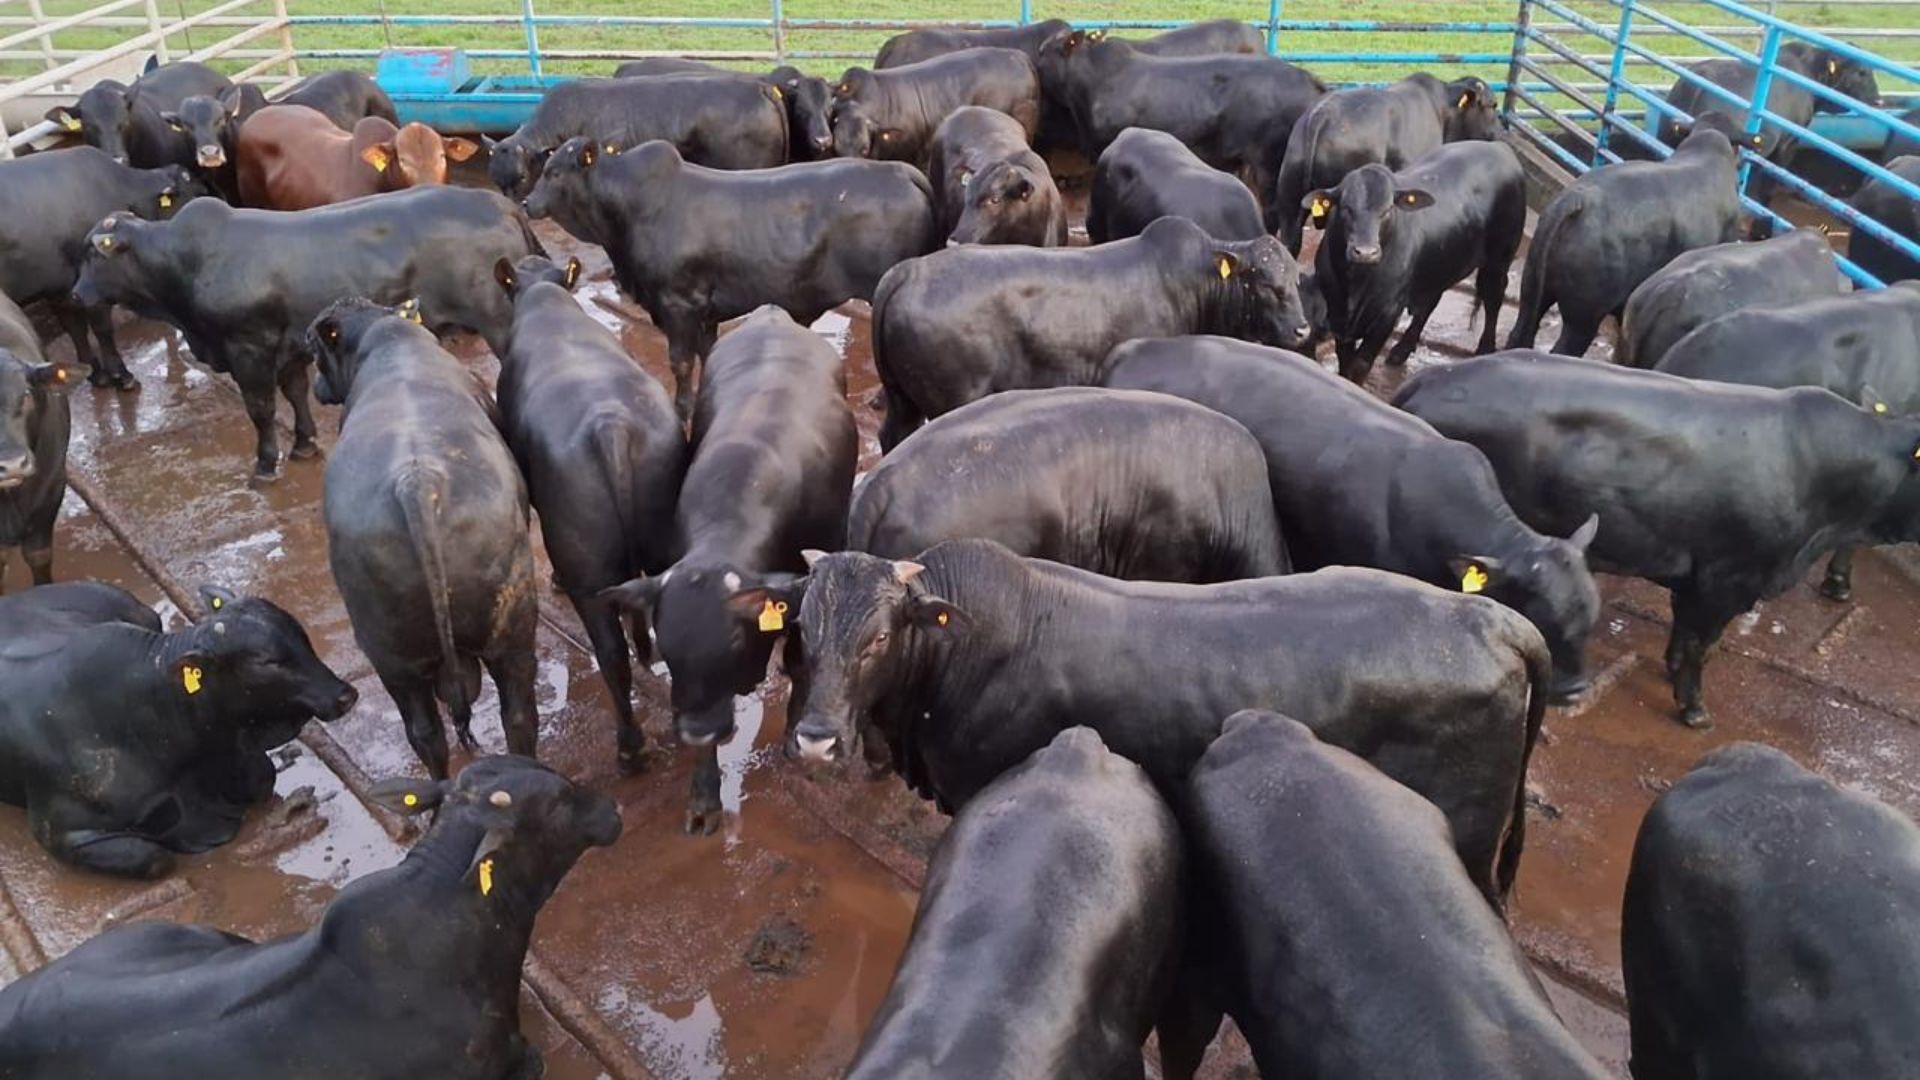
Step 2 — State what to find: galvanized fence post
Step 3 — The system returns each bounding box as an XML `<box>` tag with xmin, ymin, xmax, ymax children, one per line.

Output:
<box><xmin>520</xmin><ymin>0</ymin><xmax>543</xmax><ymax>78</ymax></box>
<box><xmin>1502</xmin><ymin>0</ymin><xmax>1532</xmax><ymax>125</ymax></box>
<box><xmin>1593</xmin><ymin>0</ymin><xmax>1636</xmax><ymax>165</ymax></box>
<box><xmin>25</xmin><ymin>0</ymin><xmax>58</xmax><ymax>72</ymax></box>
<box><xmin>1267</xmin><ymin>0</ymin><xmax>1281</xmax><ymax>55</ymax></box>
<box><xmin>1019</xmin><ymin>0</ymin><xmax>1032</xmax><ymax>26</ymax></box>
<box><xmin>145</xmin><ymin>0</ymin><xmax>171</xmax><ymax>63</ymax></box>
<box><xmin>274</xmin><ymin>0</ymin><xmax>301</xmax><ymax>79</ymax></box>
<box><xmin>1741</xmin><ymin>24</ymin><xmax>1784</xmax><ymax>194</ymax></box>
<box><xmin>772</xmin><ymin>0</ymin><xmax>787</xmax><ymax>62</ymax></box>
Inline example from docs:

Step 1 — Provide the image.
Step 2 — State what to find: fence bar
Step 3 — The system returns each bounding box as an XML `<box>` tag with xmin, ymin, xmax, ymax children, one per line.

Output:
<box><xmin>519</xmin><ymin>0</ymin><xmax>541</xmax><ymax>77</ymax></box>
<box><xmin>1503</xmin><ymin>0</ymin><xmax>1533</xmax><ymax>121</ymax></box>
<box><xmin>0</xmin><ymin>0</ymin><xmax>268</xmax><ymax>105</ymax></box>
<box><xmin>22</xmin><ymin>0</ymin><xmax>53</xmax><ymax>70</ymax></box>
<box><xmin>142</xmin><ymin>0</ymin><xmax>165</xmax><ymax>63</ymax></box>
<box><xmin>1739</xmin><ymin>24</ymin><xmax>1784</xmax><ymax>191</ymax></box>
<box><xmin>271</xmin><ymin>0</ymin><xmax>296</xmax><ymax>79</ymax></box>
<box><xmin>1594</xmin><ymin>0</ymin><xmax>1637</xmax><ymax>162</ymax></box>
<box><xmin>0</xmin><ymin>0</ymin><xmax>144</xmax><ymax>54</ymax></box>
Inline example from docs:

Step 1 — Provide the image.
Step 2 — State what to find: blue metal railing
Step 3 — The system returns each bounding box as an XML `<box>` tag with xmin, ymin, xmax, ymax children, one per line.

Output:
<box><xmin>1504</xmin><ymin>0</ymin><xmax>1920</xmax><ymax>287</ymax></box>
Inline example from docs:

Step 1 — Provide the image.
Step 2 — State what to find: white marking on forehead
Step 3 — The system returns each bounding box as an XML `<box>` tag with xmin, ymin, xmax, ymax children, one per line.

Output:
<box><xmin>213</xmin><ymin>621</ymin><xmax>226</xmax><ymax>635</ymax></box>
<box><xmin>723</xmin><ymin>571</ymin><xmax>741</xmax><ymax>592</ymax></box>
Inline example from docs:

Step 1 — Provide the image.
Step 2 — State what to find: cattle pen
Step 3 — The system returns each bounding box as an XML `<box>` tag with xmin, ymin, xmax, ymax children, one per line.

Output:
<box><xmin>3</xmin><ymin>1</ymin><xmax>1920</xmax><ymax>1078</ymax></box>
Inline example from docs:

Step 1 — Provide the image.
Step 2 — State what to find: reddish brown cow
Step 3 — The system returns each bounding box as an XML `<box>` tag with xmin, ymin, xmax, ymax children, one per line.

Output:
<box><xmin>236</xmin><ymin>104</ymin><xmax>478</xmax><ymax>210</ymax></box>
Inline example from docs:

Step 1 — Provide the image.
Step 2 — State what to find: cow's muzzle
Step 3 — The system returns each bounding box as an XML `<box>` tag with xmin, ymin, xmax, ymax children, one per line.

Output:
<box><xmin>197</xmin><ymin>145</ymin><xmax>225</xmax><ymax>169</ymax></box>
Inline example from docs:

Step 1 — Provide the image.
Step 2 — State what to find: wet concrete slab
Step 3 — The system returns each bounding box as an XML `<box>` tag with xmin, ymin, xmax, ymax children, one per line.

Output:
<box><xmin>1</xmin><ymin>199</ymin><xmax>1916</xmax><ymax>1080</ymax></box>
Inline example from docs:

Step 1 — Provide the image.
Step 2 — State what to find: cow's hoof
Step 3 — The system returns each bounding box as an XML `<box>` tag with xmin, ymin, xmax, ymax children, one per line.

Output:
<box><xmin>617</xmin><ymin>746</ymin><xmax>648</xmax><ymax>776</ymax></box>
<box><xmin>684</xmin><ymin>806</ymin><xmax>722</xmax><ymax>836</ymax></box>
<box><xmin>86</xmin><ymin>369</ymin><xmax>114</xmax><ymax>389</ymax></box>
<box><xmin>1679</xmin><ymin>707</ymin><xmax>1713</xmax><ymax>731</ymax></box>
<box><xmin>249</xmin><ymin>467</ymin><xmax>281</xmax><ymax>487</ymax></box>
<box><xmin>289</xmin><ymin>441</ymin><xmax>322</xmax><ymax>461</ymax></box>
<box><xmin>112</xmin><ymin>372</ymin><xmax>141</xmax><ymax>392</ymax></box>
<box><xmin>1819</xmin><ymin>577</ymin><xmax>1853</xmax><ymax>603</ymax></box>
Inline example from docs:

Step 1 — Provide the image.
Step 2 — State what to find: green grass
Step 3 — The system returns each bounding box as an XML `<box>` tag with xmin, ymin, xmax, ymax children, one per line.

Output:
<box><xmin>7</xmin><ymin>0</ymin><xmax>1915</xmax><ymax>102</ymax></box>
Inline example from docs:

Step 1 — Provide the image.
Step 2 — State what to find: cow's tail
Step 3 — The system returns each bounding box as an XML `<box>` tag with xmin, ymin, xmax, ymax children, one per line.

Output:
<box><xmin>1496</xmin><ymin>618</ymin><xmax>1555</xmax><ymax>910</ymax></box>
<box><xmin>588</xmin><ymin>417</ymin><xmax>643</xmax><ymax>581</ymax></box>
<box><xmin>512</xmin><ymin>205</ymin><xmax>549</xmax><ymax>259</ymax></box>
<box><xmin>1507</xmin><ymin>193</ymin><xmax>1579</xmax><ymax>350</ymax></box>
<box><xmin>870</xmin><ymin>265</ymin><xmax>924</xmax><ymax>451</ymax></box>
<box><xmin>394</xmin><ymin>464</ymin><xmax>469</xmax><ymax>718</ymax></box>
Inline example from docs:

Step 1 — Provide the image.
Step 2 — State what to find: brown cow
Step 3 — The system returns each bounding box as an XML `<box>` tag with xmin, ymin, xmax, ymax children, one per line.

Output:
<box><xmin>236</xmin><ymin>104</ymin><xmax>478</xmax><ymax>210</ymax></box>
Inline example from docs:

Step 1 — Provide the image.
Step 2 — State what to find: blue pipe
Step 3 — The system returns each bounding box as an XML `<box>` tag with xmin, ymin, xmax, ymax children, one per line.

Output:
<box><xmin>519</xmin><ymin>0</ymin><xmax>541</xmax><ymax>78</ymax></box>
<box><xmin>1594</xmin><ymin>0</ymin><xmax>1636</xmax><ymax>164</ymax></box>
<box><xmin>1739</xmin><ymin>25</ymin><xmax>1784</xmax><ymax>192</ymax></box>
<box><xmin>1266</xmin><ymin>0</ymin><xmax>1280</xmax><ymax>55</ymax></box>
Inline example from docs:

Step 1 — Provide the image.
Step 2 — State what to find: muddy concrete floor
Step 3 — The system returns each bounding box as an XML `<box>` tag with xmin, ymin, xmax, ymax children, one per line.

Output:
<box><xmin>2</xmin><ymin>169</ymin><xmax>1916</xmax><ymax>1080</ymax></box>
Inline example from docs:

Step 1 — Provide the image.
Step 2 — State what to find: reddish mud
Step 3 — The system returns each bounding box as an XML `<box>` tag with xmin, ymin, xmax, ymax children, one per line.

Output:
<box><xmin>0</xmin><ymin>172</ymin><xmax>1913</xmax><ymax>1080</ymax></box>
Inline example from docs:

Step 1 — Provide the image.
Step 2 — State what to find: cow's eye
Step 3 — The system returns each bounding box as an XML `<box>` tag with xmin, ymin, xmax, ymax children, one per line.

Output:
<box><xmin>863</xmin><ymin>630</ymin><xmax>890</xmax><ymax>657</ymax></box>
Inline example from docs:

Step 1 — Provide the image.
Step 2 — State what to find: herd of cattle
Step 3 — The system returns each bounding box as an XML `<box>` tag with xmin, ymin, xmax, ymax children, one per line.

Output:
<box><xmin>0</xmin><ymin>15</ymin><xmax>1918</xmax><ymax>1079</ymax></box>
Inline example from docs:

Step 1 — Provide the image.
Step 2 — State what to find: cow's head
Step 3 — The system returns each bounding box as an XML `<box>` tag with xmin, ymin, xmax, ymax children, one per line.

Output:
<box><xmin>1451</xmin><ymin>513</ymin><xmax>1601</xmax><ymax>704</ymax></box>
<box><xmin>363</xmin><ymin>120</ymin><xmax>479</xmax><ymax>191</ymax></box>
<box><xmin>950</xmin><ymin>160</ymin><xmax>1044</xmax><ymax>245</ymax></box>
<box><xmin>172</xmin><ymin>585</ymin><xmax>358</xmax><ymax>748</ymax></box>
<box><xmin>785</xmin><ymin>550</ymin><xmax>964</xmax><ymax>764</ymax></box>
<box><xmin>772</xmin><ymin>67</ymin><xmax>835</xmax><ymax>157</ymax></box>
<box><xmin>0</xmin><ymin>348</ymin><xmax>73</xmax><ymax>493</ymax></box>
<box><xmin>829</xmin><ymin>99</ymin><xmax>900</xmax><ymax>160</ymax></box>
<box><xmin>1306</xmin><ymin>163</ymin><xmax>1433</xmax><ymax>268</ymax></box>
<box><xmin>1812</xmin><ymin>49</ymin><xmax>1881</xmax><ymax>109</ymax></box>
<box><xmin>134</xmin><ymin>165</ymin><xmax>207</xmax><ymax>220</ymax></box>
<box><xmin>484</xmin><ymin>134</ymin><xmax>549</xmax><ymax>200</ymax></box>
<box><xmin>1443</xmin><ymin>76</ymin><xmax>1501</xmax><ymax>141</ymax></box>
<box><xmin>1036</xmin><ymin>28</ymin><xmax>1106</xmax><ymax>87</ymax></box>
<box><xmin>161</xmin><ymin>86</ymin><xmax>259</xmax><ymax>172</ymax></box>
<box><xmin>494</xmin><ymin>254</ymin><xmax>583</xmax><ymax>301</ymax></box>
<box><xmin>1186</xmin><ymin>223</ymin><xmax>1310</xmax><ymax>350</ymax></box>
<box><xmin>523</xmin><ymin>137</ymin><xmax>632</xmax><ymax>241</ymax></box>
<box><xmin>604</xmin><ymin>564</ymin><xmax>801</xmax><ymax>747</ymax></box>
<box><xmin>370</xmin><ymin>755</ymin><xmax>621</xmax><ymax>914</ymax></box>
<box><xmin>306</xmin><ymin>296</ymin><xmax>423</xmax><ymax>405</ymax></box>
<box><xmin>46</xmin><ymin>80</ymin><xmax>134</xmax><ymax>164</ymax></box>
<box><xmin>72</xmin><ymin>212</ymin><xmax>160</xmax><ymax>310</ymax></box>
<box><xmin>1673</xmin><ymin>111</ymin><xmax>1766</xmax><ymax>154</ymax></box>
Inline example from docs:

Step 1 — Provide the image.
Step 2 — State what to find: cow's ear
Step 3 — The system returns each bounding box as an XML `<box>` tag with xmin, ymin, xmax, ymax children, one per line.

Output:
<box><xmin>1396</xmin><ymin>188</ymin><xmax>1435</xmax><ymax>211</ymax></box>
<box><xmin>171</xmin><ymin>650</ymin><xmax>212</xmax><ymax>697</ymax></box>
<box><xmin>909</xmin><ymin>594</ymin><xmax>965</xmax><ymax>631</ymax></box>
<box><xmin>45</xmin><ymin>106</ymin><xmax>82</xmax><ymax>133</ymax></box>
<box><xmin>198</xmin><ymin>584</ymin><xmax>239</xmax><ymax>615</ymax></box>
<box><xmin>1088</xmin><ymin>29</ymin><xmax>1106</xmax><ymax>42</ymax></box>
<box><xmin>26</xmin><ymin>361</ymin><xmax>75</xmax><ymax>389</ymax></box>
<box><xmin>727</xmin><ymin>586</ymin><xmax>794</xmax><ymax>634</ymax></box>
<box><xmin>891</xmin><ymin>560</ymin><xmax>924</xmax><ymax>585</ymax></box>
<box><xmin>1447</xmin><ymin>555</ymin><xmax>1505</xmax><ymax>595</ymax></box>
<box><xmin>563</xmin><ymin>256</ymin><xmax>583</xmax><ymax>290</ymax></box>
<box><xmin>218</xmin><ymin>86</ymin><xmax>245</xmax><ymax>117</ymax></box>
<box><xmin>1010</xmin><ymin>175</ymin><xmax>1034</xmax><ymax>201</ymax></box>
<box><xmin>360</xmin><ymin>142</ymin><xmax>395</xmax><ymax>174</ymax></box>
<box><xmin>161</xmin><ymin>111</ymin><xmax>186</xmax><ymax>133</ymax></box>
<box><xmin>802</xmin><ymin>549</ymin><xmax>829</xmax><ymax>569</ymax></box>
<box><xmin>1568</xmin><ymin>513</ymin><xmax>1600</xmax><ymax>552</ymax></box>
<box><xmin>444</xmin><ymin>137</ymin><xmax>480</xmax><ymax>163</ymax></box>
<box><xmin>368</xmin><ymin>776</ymin><xmax>448</xmax><ymax>815</ymax></box>
<box><xmin>1212</xmin><ymin>251</ymin><xmax>1241</xmax><ymax>280</ymax></box>
<box><xmin>1861</xmin><ymin>385</ymin><xmax>1891</xmax><ymax>415</ymax></box>
<box><xmin>493</xmin><ymin>257</ymin><xmax>518</xmax><ymax>294</ymax></box>
<box><xmin>601</xmin><ymin>573</ymin><xmax>664</xmax><ymax>615</ymax></box>
<box><xmin>578</xmin><ymin>141</ymin><xmax>597</xmax><ymax>168</ymax></box>
<box><xmin>1304</xmin><ymin>190</ymin><xmax>1335</xmax><ymax>228</ymax></box>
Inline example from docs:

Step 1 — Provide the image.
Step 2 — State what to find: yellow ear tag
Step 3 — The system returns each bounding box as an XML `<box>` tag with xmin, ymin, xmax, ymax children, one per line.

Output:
<box><xmin>182</xmin><ymin>665</ymin><xmax>204</xmax><ymax>695</ymax></box>
<box><xmin>367</xmin><ymin>148</ymin><xmax>390</xmax><ymax>172</ymax></box>
<box><xmin>1217</xmin><ymin>256</ymin><xmax>1232</xmax><ymax>279</ymax></box>
<box><xmin>159</xmin><ymin>193</ymin><xmax>173</xmax><ymax>209</ymax></box>
<box><xmin>1829</xmin><ymin>59</ymin><xmax>1839</xmax><ymax>75</ymax></box>
<box><xmin>402</xmin><ymin>792</ymin><xmax>419</xmax><ymax>807</ymax></box>
<box><xmin>936</xmin><ymin>610</ymin><xmax>949</xmax><ymax>627</ymax></box>
<box><xmin>1457</xmin><ymin>91</ymin><xmax>1473</xmax><ymax>108</ymax></box>
<box><xmin>758</xmin><ymin>599</ymin><xmax>787</xmax><ymax>633</ymax></box>
<box><xmin>1310</xmin><ymin>196</ymin><xmax>1331</xmax><ymax>224</ymax></box>
<box><xmin>478</xmin><ymin>856</ymin><xmax>495</xmax><ymax>896</ymax></box>
<box><xmin>1874</xmin><ymin>402</ymin><xmax>1889</xmax><ymax>414</ymax></box>
<box><xmin>770</xmin><ymin>85</ymin><xmax>783</xmax><ymax>101</ymax></box>
<box><xmin>62</xmin><ymin>115</ymin><xmax>82</xmax><ymax>132</ymax></box>
<box><xmin>1461</xmin><ymin>565</ymin><xmax>1489</xmax><ymax>594</ymax></box>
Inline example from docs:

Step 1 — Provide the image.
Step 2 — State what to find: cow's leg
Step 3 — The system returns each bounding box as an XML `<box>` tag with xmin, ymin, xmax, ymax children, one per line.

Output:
<box><xmin>87</xmin><ymin>305</ymin><xmax>137</xmax><ymax>390</ymax></box>
<box><xmin>502</xmin><ymin>1036</ymin><xmax>544</xmax><ymax>1080</ymax></box>
<box><xmin>391</xmin><ymin>677</ymin><xmax>452</xmax><ymax>780</ymax></box>
<box><xmin>22</xmin><ymin>526</ymin><xmax>53</xmax><ymax>588</ymax></box>
<box><xmin>485</xmin><ymin>647</ymin><xmax>540</xmax><ymax>760</ymax></box>
<box><xmin>1665</xmin><ymin>586</ymin><xmax>1743</xmax><ymax>729</ymax></box>
<box><xmin>1473</xmin><ymin>260</ymin><xmax>1510</xmax><ymax>354</ymax></box>
<box><xmin>1154</xmin><ymin>958</ymin><xmax>1223</xmax><ymax>1080</ymax></box>
<box><xmin>1337</xmin><ymin>324</ymin><xmax>1394</xmax><ymax>385</ymax></box>
<box><xmin>1549</xmin><ymin>311</ymin><xmax>1601</xmax><ymax>358</ymax></box>
<box><xmin>576</xmin><ymin>591</ymin><xmax>644</xmax><ymax>774</ymax></box>
<box><xmin>0</xmin><ymin>551</ymin><xmax>10</xmax><ymax>595</ymax></box>
<box><xmin>237</xmin><ymin>367</ymin><xmax>282</xmax><ymax>479</ymax></box>
<box><xmin>1820</xmin><ymin>545</ymin><xmax>1857</xmax><ymax>602</ymax></box>
<box><xmin>687</xmin><ymin>745</ymin><xmax>723</xmax><ymax>836</ymax></box>
<box><xmin>279</xmin><ymin>361</ymin><xmax>320</xmax><ymax>461</ymax></box>
<box><xmin>876</xmin><ymin>380</ymin><xmax>923</xmax><ymax>453</ymax></box>
<box><xmin>50</xmin><ymin>301</ymin><xmax>104</xmax><ymax>385</ymax></box>
<box><xmin>42</xmin><ymin>813</ymin><xmax>176</xmax><ymax>879</ymax></box>
<box><xmin>1386</xmin><ymin>295</ymin><xmax>1441</xmax><ymax>367</ymax></box>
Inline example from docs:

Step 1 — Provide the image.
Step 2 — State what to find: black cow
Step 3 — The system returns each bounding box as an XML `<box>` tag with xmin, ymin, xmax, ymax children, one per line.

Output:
<box><xmin>1124</xmin><ymin>19</ymin><xmax>1266</xmax><ymax>56</ymax></box>
<box><xmin>1625</xmin><ymin>742</ymin><xmax>1920</xmax><ymax>1080</ymax></box>
<box><xmin>1272</xmin><ymin>72</ymin><xmax>1500</xmax><ymax>248</ymax></box>
<box><xmin>0</xmin><ymin>292</ymin><xmax>71</xmax><ymax>593</ymax></box>
<box><xmin>164</xmin><ymin>83</ymin><xmax>267</xmax><ymax>202</ymax></box>
<box><xmin>1849</xmin><ymin>156</ymin><xmax>1920</xmax><ymax>285</ymax></box>
<box><xmin>830</xmin><ymin>48</ymin><xmax>1041</xmax><ymax>164</ymax></box>
<box><xmin>875</xmin><ymin>19</ymin><xmax>1069</xmax><ymax>69</ymax></box>
<box><xmin>1037</xmin><ymin>31</ymin><xmax>1324</xmax><ymax>202</ymax></box>
<box><xmin>1103</xmin><ymin>335</ymin><xmax>1599</xmax><ymax>699</ymax></box>
<box><xmin>781</xmin><ymin>539</ymin><xmax>1550</xmax><ymax>906</ymax></box>
<box><xmin>0</xmin><ymin>755</ymin><xmax>620</xmax><ymax>1078</ymax></box>
<box><xmin>926</xmin><ymin>106</ymin><xmax>1066</xmax><ymax>245</ymax></box>
<box><xmin>72</xmin><ymin>185</ymin><xmax>542</xmax><ymax>478</ymax></box>
<box><xmin>1888</xmin><ymin>107</ymin><xmax>1920</xmax><ymax>159</ymax></box>
<box><xmin>1619</xmin><ymin>227</ymin><xmax>1845</xmax><ymax>369</ymax></box>
<box><xmin>278</xmin><ymin>69</ymin><xmax>399</xmax><ymax>130</ymax></box>
<box><xmin>309</xmin><ymin>299</ymin><xmax>539</xmax><ymax>780</ymax></box>
<box><xmin>0</xmin><ymin>581</ymin><xmax>354</xmax><ymax>878</ymax></box>
<box><xmin>605</xmin><ymin>307</ymin><xmax>856</xmax><ymax>835</ymax></box>
<box><xmin>1305</xmin><ymin>141</ymin><xmax>1526</xmax><ymax>382</ymax></box>
<box><xmin>1660</xmin><ymin>42</ymin><xmax>1880</xmax><ymax>197</ymax></box>
<box><xmin>851</xmin><ymin>387</ymin><xmax>1289</xmax><ymax>581</ymax></box>
<box><xmin>1395</xmin><ymin>351</ymin><xmax>1920</xmax><ymax>728</ymax></box>
<box><xmin>1508</xmin><ymin>120</ymin><xmax>1756</xmax><ymax>357</ymax></box>
<box><xmin>846</xmin><ymin>727</ymin><xmax>1183</xmax><ymax>1079</ymax></box>
<box><xmin>1187</xmin><ymin>711</ymin><xmax>1612</xmax><ymax>1080</ymax></box>
<box><xmin>871</xmin><ymin>215</ymin><xmax>1310</xmax><ymax>448</ymax></box>
<box><xmin>525</xmin><ymin>137</ymin><xmax>936</xmax><ymax>420</ymax></box>
<box><xmin>615</xmin><ymin>59</ymin><xmax>836</xmax><ymax>161</ymax></box>
<box><xmin>44</xmin><ymin>58</ymin><xmax>231</xmax><ymax>168</ymax></box>
<box><xmin>1087</xmin><ymin>126</ymin><xmax>1265</xmax><ymax>243</ymax></box>
<box><xmin>0</xmin><ymin>147</ymin><xmax>203</xmax><ymax>389</ymax></box>
<box><xmin>1656</xmin><ymin>282</ymin><xmax>1920</xmax><ymax>601</ymax></box>
<box><xmin>494</xmin><ymin>255</ymin><xmax>686</xmax><ymax>774</ymax></box>
<box><xmin>484</xmin><ymin>74</ymin><xmax>788</xmax><ymax>199</ymax></box>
